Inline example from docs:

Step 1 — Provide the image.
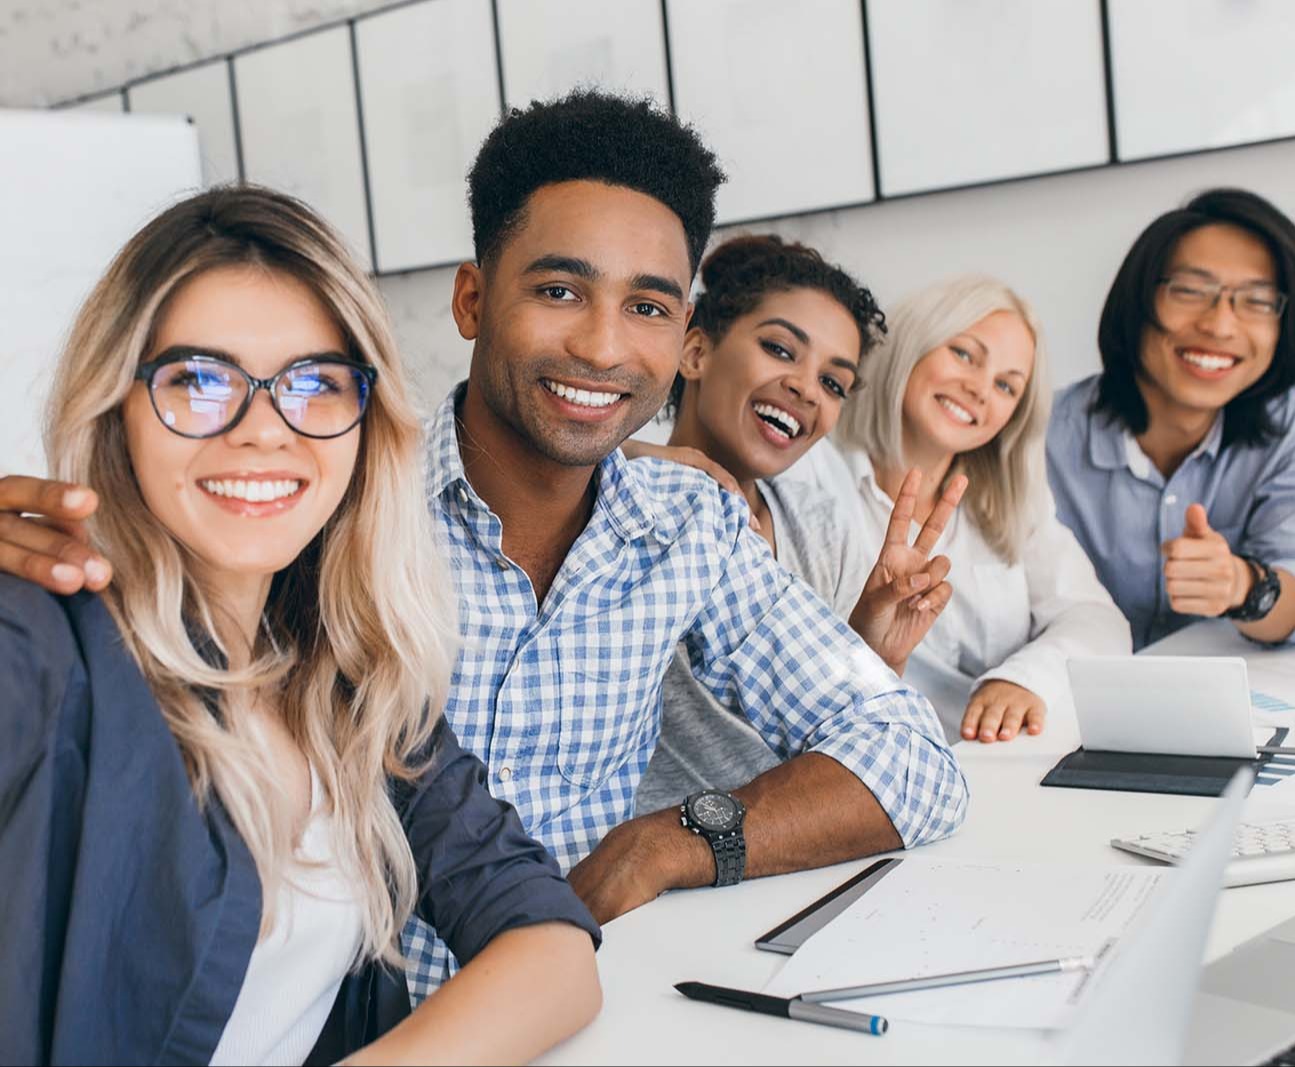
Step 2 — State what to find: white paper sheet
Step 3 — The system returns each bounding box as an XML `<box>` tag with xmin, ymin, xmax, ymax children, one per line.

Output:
<box><xmin>762</xmin><ymin>858</ymin><xmax>1164</xmax><ymax>1029</ymax></box>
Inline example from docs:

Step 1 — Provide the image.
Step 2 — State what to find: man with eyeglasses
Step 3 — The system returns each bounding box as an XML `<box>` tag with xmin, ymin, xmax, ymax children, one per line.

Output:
<box><xmin>1047</xmin><ymin>187</ymin><xmax>1295</xmax><ymax>650</ymax></box>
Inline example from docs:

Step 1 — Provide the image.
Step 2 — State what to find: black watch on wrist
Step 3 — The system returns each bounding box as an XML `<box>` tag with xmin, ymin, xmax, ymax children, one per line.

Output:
<box><xmin>680</xmin><ymin>789</ymin><xmax>747</xmax><ymax>887</ymax></box>
<box><xmin>1225</xmin><ymin>556</ymin><xmax>1281</xmax><ymax>622</ymax></box>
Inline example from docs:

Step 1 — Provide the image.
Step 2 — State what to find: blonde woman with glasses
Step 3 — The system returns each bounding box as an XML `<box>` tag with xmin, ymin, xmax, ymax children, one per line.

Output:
<box><xmin>808</xmin><ymin>276</ymin><xmax>1131</xmax><ymax>744</ymax></box>
<box><xmin>0</xmin><ymin>186</ymin><xmax>599</xmax><ymax>1066</ymax></box>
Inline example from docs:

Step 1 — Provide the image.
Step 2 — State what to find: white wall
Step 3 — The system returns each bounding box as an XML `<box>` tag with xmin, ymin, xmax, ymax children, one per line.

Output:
<box><xmin>5</xmin><ymin>0</ymin><xmax>1295</xmax><ymax>415</ymax></box>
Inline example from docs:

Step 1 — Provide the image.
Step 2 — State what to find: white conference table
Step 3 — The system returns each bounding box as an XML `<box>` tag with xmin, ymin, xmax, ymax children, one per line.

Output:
<box><xmin>540</xmin><ymin>620</ymin><xmax>1295</xmax><ymax>1066</ymax></box>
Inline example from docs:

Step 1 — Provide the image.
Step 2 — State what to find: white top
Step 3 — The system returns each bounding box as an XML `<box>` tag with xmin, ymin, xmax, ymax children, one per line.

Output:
<box><xmin>785</xmin><ymin>439</ymin><xmax>1132</xmax><ymax>739</ymax></box>
<box><xmin>210</xmin><ymin>766</ymin><xmax>365</xmax><ymax>1067</ymax></box>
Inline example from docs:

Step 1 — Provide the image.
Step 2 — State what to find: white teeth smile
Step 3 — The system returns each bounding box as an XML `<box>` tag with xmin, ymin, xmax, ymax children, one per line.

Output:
<box><xmin>936</xmin><ymin>395</ymin><xmax>976</xmax><ymax>425</ymax></box>
<box><xmin>752</xmin><ymin>402</ymin><xmax>802</xmax><ymax>439</ymax></box>
<box><xmin>1180</xmin><ymin>349</ymin><xmax>1240</xmax><ymax>372</ymax></box>
<box><xmin>542</xmin><ymin>379</ymin><xmax>624</xmax><ymax>408</ymax></box>
<box><xmin>200</xmin><ymin>478</ymin><xmax>302</xmax><ymax>502</ymax></box>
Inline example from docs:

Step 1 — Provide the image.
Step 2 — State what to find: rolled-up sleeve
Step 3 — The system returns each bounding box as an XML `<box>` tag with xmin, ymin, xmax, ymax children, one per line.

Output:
<box><xmin>680</xmin><ymin>503</ymin><xmax>969</xmax><ymax>848</ymax></box>
<box><xmin>397</xmin><ymin>719</ymin><xmax>601</xmax><ymax>964</ymax></box>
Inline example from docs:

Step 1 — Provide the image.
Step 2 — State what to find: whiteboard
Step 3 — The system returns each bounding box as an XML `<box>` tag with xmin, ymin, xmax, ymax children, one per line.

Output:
<box><xmin>234</xmin><ymin>26</ymin><xmax>372</xmax><ymax>270</ymax></box>
<box><xmin>666</xmin><ymin>0</ymin><xmax>875</xmax><ymax>224</ymax></box>
<box><xmin>0</xmin><ymin>110</ymin><xmax>201</xmax><ymax>476</ymax></box>
<box><xmin>496</xmin><ymin>0</ymin><xmax>669</xmax><ymax>107</ymax></box>
<box><xmin>1109</xmin><ymin>0</ymin><xmax>1295</xmax><ymax>161</ymax></box>
<box><xmin>868</xmin><ymin>0</ymin><xmax>1109</xmax><ymax>196</ymax></box>
<box><xmin>355</xmin><ymin>0</ymin><xmax>500</xmax><ymax>272</ymax></box>
<box><xmin>127</xmin><ymin>60</ymin><xmax>241</xmax><ymax>186</ymax></box>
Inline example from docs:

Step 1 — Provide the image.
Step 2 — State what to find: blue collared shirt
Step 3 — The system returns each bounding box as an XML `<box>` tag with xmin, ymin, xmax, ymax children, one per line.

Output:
<box><xmin>1046</xmin><ymin>375</ymin><xmax>1295</xmax><ymax>650</ymax></box>
<box><xmin>404</xmin><ymin>385</ymin><xmax>968</xmax><ymax>996</ymax></box>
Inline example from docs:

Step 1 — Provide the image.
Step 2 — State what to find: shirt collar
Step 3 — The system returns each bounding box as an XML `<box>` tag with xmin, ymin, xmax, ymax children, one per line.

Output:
<box><xmin>425</xmin><ymin>381</ymin><xmax>660</xmax><ymax>542</ymax></box>
<box><xmin>1086</xmin><ymin>403</ymin><xmax>1224</xmax><ymax>476</ymax></box>
<box><xmin>842</xmin><ymin>447</ymin><xmax>894</xmax><ymax>508</ymax></box>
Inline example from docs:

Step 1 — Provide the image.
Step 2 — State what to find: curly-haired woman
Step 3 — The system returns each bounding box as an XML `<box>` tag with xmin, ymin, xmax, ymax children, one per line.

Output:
<box><xmin>629</xmin><ymin>235</ymin><xmax>965</xmax><ymax>814</ymax></box>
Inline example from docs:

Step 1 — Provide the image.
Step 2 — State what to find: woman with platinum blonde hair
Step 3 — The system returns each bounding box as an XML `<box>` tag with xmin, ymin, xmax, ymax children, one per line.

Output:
<box><xmin>806</xmin><ymin>275</ymin><xmax>1130</xmax><ymax>743</ymax></box>
<box><xmin>0</xmin><ymin>186</ymin><xmax>600</xmax><ymax>1066</ymax></box>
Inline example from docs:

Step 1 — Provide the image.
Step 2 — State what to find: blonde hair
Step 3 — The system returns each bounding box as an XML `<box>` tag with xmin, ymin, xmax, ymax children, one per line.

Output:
<box><xmin>44</xmin><ymin>186</ymin><xmax>458</xmax><ymax>965</ymax></box>
<box><xmin>833</xmin><ymin>275</ymin><xmax>1051</xmax><ymax>563</ymax></box>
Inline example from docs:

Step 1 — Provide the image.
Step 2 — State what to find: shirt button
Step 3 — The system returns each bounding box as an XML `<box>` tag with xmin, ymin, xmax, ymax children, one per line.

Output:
<box><xmin>456</xmin><ymin>487</ymin><xmax>467</xmax><ymax>503</ymax></box>
<box><xmin>498</xmin><ymin>766</ymin><xmax>513</xmax><ymax>783</ymax></box>
<box><xmin>1164</xmin><ymin>493</ymin><xmax>1178</xmax><ymax>506</ymax></box>
<box><xmin>496</xmin><ymin>557</ymin><xmax>509</xmax><ymax>570</ymax></box>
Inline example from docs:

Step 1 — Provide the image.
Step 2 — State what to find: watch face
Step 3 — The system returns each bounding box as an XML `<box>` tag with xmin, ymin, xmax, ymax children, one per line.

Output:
<box><xmin>689</xmin><ymin>791</ymin><xmax>740</xmax><ymax>832</ymax></box>
<box><xmin>1258</xmin><ymin>586</ymin><xmax>1279</xmax><ymax>613</ymax></box>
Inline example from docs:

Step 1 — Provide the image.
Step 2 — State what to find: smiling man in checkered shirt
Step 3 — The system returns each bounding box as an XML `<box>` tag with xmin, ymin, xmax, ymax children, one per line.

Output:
<box><xmin>0</xmin><ymin>90</ymin><xmax>970</xmax><ymax>1000</ymax></box>
<box><xmin>397</xmin><ymin>91</ymin><xmax>969</xmax><ymax>996</ymax></box>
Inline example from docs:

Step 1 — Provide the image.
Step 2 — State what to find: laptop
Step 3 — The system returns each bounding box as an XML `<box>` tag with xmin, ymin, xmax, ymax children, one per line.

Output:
<box><xmin>1067</xmin><ymin>655</ymin><xmax>1256</xmax><ymax>758</ymax></box>
<box><xmin>1051</xmin><ymin>765</ymin><xmax>1295</xmax><ymax>1065</ymax></box>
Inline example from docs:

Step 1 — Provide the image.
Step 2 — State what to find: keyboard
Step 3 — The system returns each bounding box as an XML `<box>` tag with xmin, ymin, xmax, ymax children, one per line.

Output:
<box><xmin>1110</xmin><ymin>818</ymin><xmax>1295</xmax><ymax>888</ymax></box>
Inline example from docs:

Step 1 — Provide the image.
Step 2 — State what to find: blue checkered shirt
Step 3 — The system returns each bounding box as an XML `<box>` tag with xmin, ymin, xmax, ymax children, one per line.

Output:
<box><xmin>403</xmin><ymin>386</ymin><xmax>968</xmax><ymax>998</ymax></box>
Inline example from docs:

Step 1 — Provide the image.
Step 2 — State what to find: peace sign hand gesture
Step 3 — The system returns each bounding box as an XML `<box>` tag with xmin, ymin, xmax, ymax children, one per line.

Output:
<box><xmin>848</xmin><ymin>468</ymin><xmax>967</xmax><ymax>676</ymax></box>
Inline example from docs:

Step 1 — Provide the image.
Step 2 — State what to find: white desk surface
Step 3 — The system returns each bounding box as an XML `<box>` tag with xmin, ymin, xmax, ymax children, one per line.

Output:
<box><xmin>539</xmin><ymin>620</ymin><xmax>1295</xmax><ymax>1065</ymax></box>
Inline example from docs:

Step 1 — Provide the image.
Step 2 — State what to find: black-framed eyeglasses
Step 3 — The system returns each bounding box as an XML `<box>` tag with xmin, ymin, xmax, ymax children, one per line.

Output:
<box><xmin>1157</xmin><ymin>274</ymin><xmax>1289</xmax><ymax>321</ymax></box>
<box><xmin>134</xmin><ymin>350</ymin><xmax>378</xmax><ymax>440</ymax></box>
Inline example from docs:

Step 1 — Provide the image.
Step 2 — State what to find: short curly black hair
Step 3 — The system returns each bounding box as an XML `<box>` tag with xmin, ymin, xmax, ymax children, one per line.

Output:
<box><xmin>665</xmin><ymin>234</ymin><xmax>887</xmax><ymax>417</ymax></box>
<box><xmin>467</xmin><ymin>89</ymin><xmax>726</xmax><ymax>274</ymax></box>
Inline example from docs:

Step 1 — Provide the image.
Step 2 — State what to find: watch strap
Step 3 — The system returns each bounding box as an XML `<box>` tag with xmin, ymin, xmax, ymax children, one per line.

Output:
<box><xmin>710</xmin><ymin>830</ymin><xmax>747</xmax><ymax>888</ymax></box>
<box><xmin>1226</xmin><ymin>556</ymin><xmax>1280</xmax><ymax>622</ymax></box>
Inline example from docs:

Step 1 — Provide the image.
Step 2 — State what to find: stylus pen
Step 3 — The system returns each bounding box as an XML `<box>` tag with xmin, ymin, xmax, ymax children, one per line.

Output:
<box><xmin>1257</xmin><ymin>745</ymin><xmax>1295</xmax><ymax>756</ymax></box>
<box><xmin>675</xmin><ymin>981</ymin><xmax>889</xmax><ymax>1036</ymax></box>
<box><xmin>798</xmin><ymin>955</ymin><xmax>1093</xmax><ymax>1004</ymax></box>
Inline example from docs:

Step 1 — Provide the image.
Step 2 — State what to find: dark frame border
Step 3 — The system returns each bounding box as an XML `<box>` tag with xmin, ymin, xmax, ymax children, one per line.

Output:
<box><xmin>46</xmin><ymin>0</ymin><xmax>1295</xmax><ymax>278</ymax></box>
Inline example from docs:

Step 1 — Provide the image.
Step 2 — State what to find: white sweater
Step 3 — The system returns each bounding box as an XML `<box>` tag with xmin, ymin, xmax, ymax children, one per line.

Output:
<box><xmin>785</xmin><ymin>440</ymin><xmax>1132</xmax><ymax>740</ymax></box>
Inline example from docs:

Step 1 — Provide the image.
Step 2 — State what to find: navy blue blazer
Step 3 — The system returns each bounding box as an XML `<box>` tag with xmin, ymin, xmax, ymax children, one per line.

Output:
<box><xmin>0</xmin><ymin>574</ymin><xmax>599</xmax><ymax>1066</ymax></box>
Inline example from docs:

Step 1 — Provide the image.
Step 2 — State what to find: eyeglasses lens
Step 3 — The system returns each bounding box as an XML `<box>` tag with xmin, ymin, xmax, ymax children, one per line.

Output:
<box><xmin>151</xmin><ymin>358</ymin><xmax>245</xmax><ymax>436</ymax></box>
<box><xmin>276</xmin><ymin>363</ymin><xmax>369</xmax><ymax>436</ymax></box>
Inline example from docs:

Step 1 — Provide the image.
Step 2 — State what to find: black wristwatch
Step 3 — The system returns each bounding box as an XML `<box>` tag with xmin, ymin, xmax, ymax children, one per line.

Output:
<box><xmin>680</xmin><ymin>790</ymin><xmax>747</xmax><ymax>887</ymax></box>
<box><xmin>1226</xmin><ymin>556</ymin><xmax>1282</xmax><ymax>622</ymax></box>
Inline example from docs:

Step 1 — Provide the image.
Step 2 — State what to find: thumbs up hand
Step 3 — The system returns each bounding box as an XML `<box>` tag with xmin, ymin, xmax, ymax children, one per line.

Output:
<box><xmin>1161</xmin><ymin>503</ymin><xmax>1252</xmax><ymax>617</ymax></box>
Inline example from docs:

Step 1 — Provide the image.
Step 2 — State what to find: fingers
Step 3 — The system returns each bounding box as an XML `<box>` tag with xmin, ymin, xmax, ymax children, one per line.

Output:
<box><xmin>0</xmin><ymin>476</ymin><xmax>99</xmax><ymax>523</ymax></box>
<box><xmin>882</xmin><ymin>468</ymin><xmax>921</xmax><ymax>546</ymax></box>
<box><xmin>996</xmin><ymin>703</ymin><xmax>1027</xmax><ymax>741</ymax></box>
<box><xmin>1182</xmin><ymin>502</ymin><xmax>1212</xmax><ymax>538</ymax></box>
<box><xmin>961</xmin><ymin>698</ymin><xmax>991</xmax><ymax>742</ymax></box>
<box><xmin>912</xmin><ymin>578</ymin><xmax>952</xmax><ymax>616</ymax></box>
<box><xmin>1163</xmin><ymin>556</ymin><xmax>1232</xmax><ymax>580</ymax></box>
<box><xmin>0</xmin><ymin>510</ymin><xmax>113</xmax><ymax>593</ymax></box>
<box><xmin>963</xmin><ymin>683</ymin><xmax>1043</xmax><ymax>742</ymax></box>
<box><xmin>912</xmin><ymin>473</ymin><xmax>968</xmax><ymax>557</ymax></box>
<box><xmin>1162</xmin><ymin>535</ymin><xmax>1227</xmax><ymax>561</ymax></box>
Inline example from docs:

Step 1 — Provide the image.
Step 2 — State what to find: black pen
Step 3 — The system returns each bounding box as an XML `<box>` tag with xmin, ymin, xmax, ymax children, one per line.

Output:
<box><xmin>675</xmin><ymin>981</ymin><xmax>889</xmax><ymax>1036</ymax></box>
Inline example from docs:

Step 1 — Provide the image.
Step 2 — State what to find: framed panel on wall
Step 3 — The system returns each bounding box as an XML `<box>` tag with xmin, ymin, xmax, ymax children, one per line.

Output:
<box><xmin>867</xmin><ymin>0</ymin><xmax>1108</xmax><ymax>197</ymax></box>
<box><xmin>234</xmin><ymin>26</ymin><xmax>372</xmax><ymax>270</ymax></box>
<box><xmin>355</xmin><ymin>0</ymin><xmax>501</xmax><ymax>273</ymax></box>
<box><xmin>127</xmin><ymin>60</ymin><xmax>241</xmax><ymax>186</ymax></box>
<box><xmin>1109</xmin><ymin>0</ymin><xmax>1295</xmax><ymax>161</ymax></box>
<box><xmin>666</xmin><ymin>0</ymin><xmax>875</xmax><ymax>225</ymax></box>
<box><xmin>496</xmin><ymin>0</ymin><xmax>669</xmax><ymax>108</ymax></box>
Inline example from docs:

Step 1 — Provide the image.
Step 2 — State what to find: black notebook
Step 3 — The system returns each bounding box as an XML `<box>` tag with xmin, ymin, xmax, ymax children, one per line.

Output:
<box><xmin>1041</xmin><ymin>727</ymin><xmax>1289</xmax><ymax>797</ymax></box>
